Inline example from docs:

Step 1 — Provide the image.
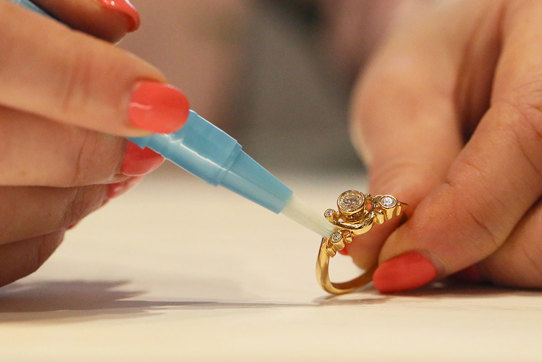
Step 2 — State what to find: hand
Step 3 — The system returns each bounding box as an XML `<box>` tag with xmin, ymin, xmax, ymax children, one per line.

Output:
<box><xmin>0</xmin><ymin>0</ymin><xmax>188</xmax><ymax>287</ymax></box>
<box><xmin>348</xmin><ymin>0</ymin><xmax>542</xmax><ymax>292</ymax></box>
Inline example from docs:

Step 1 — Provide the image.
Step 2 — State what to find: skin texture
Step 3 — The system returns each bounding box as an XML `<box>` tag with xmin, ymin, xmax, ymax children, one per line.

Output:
<box><xmin>0</xmin><ymin>0</ymin><xmax>166</xmax><ymax>287</ymax></box>
<box><xmin>349</xmin><ymin>0</ymin><xmax>542</xmax><ymax>289</ymax></box>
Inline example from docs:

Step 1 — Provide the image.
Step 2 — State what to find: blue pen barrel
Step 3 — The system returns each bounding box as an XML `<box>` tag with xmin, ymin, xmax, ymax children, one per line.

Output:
<box><xmin>129</xmin><ymin>111</ymin><xmax>293</xmax><ymax>213</ymax></box>
<box><xmin>12</xmin><ymin>0</ymin><xmax>331</xmax><ymax>235</ymax></box>
<box><xmin>130</xmin><ymin>111</ymin><xmax>240</xmax><ymax>184</ymax></box>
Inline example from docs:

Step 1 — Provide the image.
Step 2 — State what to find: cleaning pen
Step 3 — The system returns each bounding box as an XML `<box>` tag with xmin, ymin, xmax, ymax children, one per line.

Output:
<box><xmin>10</xmin><ymin>0</ymin><xmax>334</xmax><ymax>237</ymax></box>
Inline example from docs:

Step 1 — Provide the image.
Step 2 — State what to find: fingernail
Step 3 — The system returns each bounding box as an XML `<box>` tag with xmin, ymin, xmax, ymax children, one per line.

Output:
<box><xmin>121</xmin><ymin>141</ymin><xmax>164</xmax><ymax>176</ymax></box>
<box><xmin>129</xmin><ymin>82</ymin><xmax>190</xmax><ymax>134</ymax></box>
<box><xmin>454</xmin><ymin>265</ymin><xmax>483</xmax><ymax>283</ymax></box>
<box><xmin>98</xmin><ymin>0</ymin><xmax>141</xmax><ymax>31</ymax></box>
<box><xmin>108</xmin><ymin>176</ymin><xmax>143</xmax><ymax>199</ymax></box>
<box><xmin>373</xmin><ymin>252</ymin><xmax>437</xmax><ymax>293</ymax></box>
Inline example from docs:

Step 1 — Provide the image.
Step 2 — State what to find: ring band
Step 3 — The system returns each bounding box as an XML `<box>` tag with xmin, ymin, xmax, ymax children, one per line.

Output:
<box><xmin>316</xmin><ymin>190</ymin><xmax>406</xmax><ymax>295</ymax></box>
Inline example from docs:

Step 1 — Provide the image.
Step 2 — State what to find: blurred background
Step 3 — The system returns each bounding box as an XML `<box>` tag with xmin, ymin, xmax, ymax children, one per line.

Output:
<box><xmin>121</xmin><ymin>1</ymin><xmax>399</xmax><ymax>176</ymax></box>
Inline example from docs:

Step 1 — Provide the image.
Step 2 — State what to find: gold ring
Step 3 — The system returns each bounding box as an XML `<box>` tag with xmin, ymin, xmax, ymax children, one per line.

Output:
<box><xmin>316</xmin><ymin>190</ymin><xmax>406</xmax><ymax>294</ymax></box>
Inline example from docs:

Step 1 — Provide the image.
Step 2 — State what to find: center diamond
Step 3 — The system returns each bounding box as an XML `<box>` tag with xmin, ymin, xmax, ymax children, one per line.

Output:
<box><xmin>338</xmin><ymin>190</ymin><xmax>364</xmax><ymax>213</ymax></box>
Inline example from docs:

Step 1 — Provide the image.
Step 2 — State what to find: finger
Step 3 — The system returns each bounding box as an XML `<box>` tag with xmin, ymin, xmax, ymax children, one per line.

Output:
<box><xmin>0</xmin><ymin>107</ymin><xmax>163</xmax><ymax>186</ymax></box>
<box><xmin>374</xmin><ymin>1</ymin><xmax>542</xmax><ymax>292</ymax></box>
<box><xmin>0</xmin><ymin>232</ymin><xmax>64</xmax><ymax>288</ymax></box>
<box><xmin>33</xmin><ymin>0</ymin><xmax>140</xmax><ymax>42</ymax></box>
<box><xmin>476</xmin><ymin>199</ymin><xmax>542</xmax><ymax>288</ymax></box>
<box><xmin>347</xmin><ymin>3</ymin><xmax>464</xmax><ymax>268</ymax></box>
<box><xmin>0</xmin><ymin>2</ymin><xmax>188</xmax><ymax>137</ymax></box>
<box><xmin>0</xmin><ymin>185</ymin><xmax>107</xmax><ymax>243</ymax></box>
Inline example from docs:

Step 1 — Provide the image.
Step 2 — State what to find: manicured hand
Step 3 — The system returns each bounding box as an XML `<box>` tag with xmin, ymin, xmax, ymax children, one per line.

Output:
<box><xmin>0</xmin><ymin>0</ymin><xmax>189</xmax><ymax>286</ymax></box>
<box><xmin>348</xmin><ymin>0</ymin><xmax>542</xmax><ymax>292</ymax></box>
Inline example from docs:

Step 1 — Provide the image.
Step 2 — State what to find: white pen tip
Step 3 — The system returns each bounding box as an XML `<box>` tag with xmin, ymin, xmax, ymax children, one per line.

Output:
<box><xmin>280</xmin><ymin>194</ymin><xmax>334</xmax><ymax>237</ymax></box>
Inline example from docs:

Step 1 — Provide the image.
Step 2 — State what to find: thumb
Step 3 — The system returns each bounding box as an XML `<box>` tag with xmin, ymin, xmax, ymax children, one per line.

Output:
<box><xmin>373</xmin><ymin>0</ymin><xmax>542</xmax><ymax>293</ymax></box>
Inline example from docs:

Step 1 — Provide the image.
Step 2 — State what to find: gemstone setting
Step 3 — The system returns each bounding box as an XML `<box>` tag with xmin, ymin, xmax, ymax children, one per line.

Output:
<box><xmin>324</xmin><ymin>209</ymin><xmax>335</xmax><ymax>218</ymax></box>
<box><xmin>330</xmin><ymin>232</ymin><xmax>343</xmax><ymax>243</ymax></box>
<box><xmin>379</xmin><ymin>195</ymin><xmax>397</xmax><ymax>209</ymax></box>
<box><xmin>337</xmin><ymin>190</ymin><xmax>365</xmax><ymax>213</ymax></box>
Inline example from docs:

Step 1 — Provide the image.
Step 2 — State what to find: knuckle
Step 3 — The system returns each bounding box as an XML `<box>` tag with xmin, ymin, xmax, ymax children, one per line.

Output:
<box><xmin>61</xmin><ymin>186</ymin><xmax>105</xmax><ymax>228</ymax></box>
<box><xmin>369</xmin><ymin>157</ymin><xmax>429</xmax><ymax>187</ymax></box>
<box><xmin>497</xmin><ymin>78</ymin><xmax>542</xmax><ymax>136</ymax></box>
<box><xmin>353</xmin><ymin>62</ymin><xmax>410</xmax><ymax>119</ymax></box>
<box><xmin>520</xmin><ymin>241</ymin><xmax>542</xmax><ymax>286</ymax></box>
<box><xmin>495</xmin><ymin>99</ymin><xmax>542</xmax><ymax>180</ymax></box>
<box><xmin>463</xmin><ymin>205</ymin><xmax>501</xmax><ymax>251</ymax></box>
<box><xmin>442</xmin><ymin>173</ymin><xmax>505</xmax><ymax>252</ymax></box>
<box><xmin>516</xmin><ymin>202</ymin><xmax>542</xmax><ymax>286</ymax></box>
<box><xmin>448</xmin><ymin>157</ymin><xmax>496</xmax><ymax>201</ymax></box>
<box><xmin>57</xmin><ymin>40</ymin><xmax>96</xmax><ymax>116</ymax></box>
<box><xmin>0</xmin><ymin>108</ymin><xmax>12</xmax><ymax>161</ymax></box>
<box><xmin>69</xmin><ymin>130</ymin><xmax>96</xmax><ymax>186</ymax></box>
<box><xmin>67</xmin><ymin>130</ymin><xmax>125</xmax><ymax>187</ymax></box>
<box><xmin>32</xmin><ymin>233</ymin><xmax>64</xmax><ymax>274</ymax></box>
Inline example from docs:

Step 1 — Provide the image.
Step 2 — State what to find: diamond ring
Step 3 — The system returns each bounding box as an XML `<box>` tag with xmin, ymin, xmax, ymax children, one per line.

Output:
<box><xmin>316</xmin><ymin>190</ymin><xmax>406</xmax><ymax>294</ymax></box>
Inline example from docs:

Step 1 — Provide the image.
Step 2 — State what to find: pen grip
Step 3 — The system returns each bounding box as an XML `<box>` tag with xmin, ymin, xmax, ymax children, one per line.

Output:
<box><xmin>129</xmin><ymin>111</ymin><xmax>241</xmax><ymax>186</ymax></box>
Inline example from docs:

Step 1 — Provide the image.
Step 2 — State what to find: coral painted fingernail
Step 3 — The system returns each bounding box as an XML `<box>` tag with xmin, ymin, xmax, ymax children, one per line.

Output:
<box><xmin>121</xmin><ymin>141</ymin><xmax>164</xmax><ymax>176</ymax></box>
<box><xmin>454</xmin><ymin>265</ymin><xmax>483</xmax><ymax>282</ymax></box>
<box><xmin>129</xmin><ymin>82</ymin><xmax>190</xmax><ymax>134</ymax></box>
<box><xmin>98</xmin><ymin>0</ymin><xmax>140</xmax><ymax>31</ymax></box>
<box><xmin>338</xmin><ymin>244</ymin><xmax>349</xmax><ymax>256</ymax></box>
<box><xmin>373</xmin><ymin>252</ymin><xmax>437</xmax><ymax>293</ymax></box>
<box><xmin>108</xmin><ymin>176</ymin><xmax>143</xmax><ymax>199</ymax></box>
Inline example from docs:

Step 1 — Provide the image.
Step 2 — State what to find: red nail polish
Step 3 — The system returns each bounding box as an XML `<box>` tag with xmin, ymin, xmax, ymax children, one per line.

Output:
<box><xmin>121</xmin><ymin>141</ymin><xmax>164</xmax><ymax>176</ymax></box>
<box><xmin>98</xmin><ymin>0</ymin><xmax>140</xmax><ymax>31</ymax></box>
<box><xmin>108</xmin><ymin>176</ymin><xmax>143</xmax><ymax>199</ymax></box>
<box><xmin>129</xmin><ymin>82</ymin><xmax>190</xmax><ymax>134</ymax></box>
<box><xmin>373</xmin><ymin>252</ymin><xmax>437</xmax><ymax>293</ymax></box>
<box><xmin>338</xmin><ymin>244</ymin><xmax>349</xmax><ymax>256</ymax></box>
<box><xmin>454</xmin><ymin>265</ymin><xmax>483</xmax><ymax>282</ymax></box>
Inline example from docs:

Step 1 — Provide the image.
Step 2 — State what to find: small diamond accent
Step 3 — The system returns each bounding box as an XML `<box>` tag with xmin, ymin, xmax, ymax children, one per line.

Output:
<box><xmin>338</xmin><ymin>190</ymin><xmax>364</xmax><ymax>213</ymax></box>
<box><xmin>379</xmin><ymin>196</ymin><xmax>397</xmax><ymax>209</ymax></box>
<box><xmin>324</xmin><ymin>209</ymin><xmax>335</xmax><ymax>218</ymax></box>
<box><xmin>330</xmin><ymin>232</ymin><xmax>343</xmax><ymax>243</ymax></box>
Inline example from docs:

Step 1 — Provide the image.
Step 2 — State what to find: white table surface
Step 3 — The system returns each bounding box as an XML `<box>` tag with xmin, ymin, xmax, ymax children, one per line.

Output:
<box><xmin>1</xmin><ymin>170</ymin><xmax>541</xmax><ymax>361</ymax></box>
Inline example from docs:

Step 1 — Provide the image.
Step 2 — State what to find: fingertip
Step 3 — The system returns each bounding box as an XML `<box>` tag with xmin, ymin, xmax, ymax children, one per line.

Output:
<box><xmin>128</xmin><ymin>82</ymin><xmax>190</xmax><ymax>134</ymax></box>
<box><xmin>96</xmin><ymin>0</ymin><xmax>140</xmax><ymax>32</ymax></box>
<box><xmin>338</xmin><ymin>243</ymin><xmax>349</xmax><ymax>256</ymax></box>
<box><xmin>348</xmin><ymin>231</ymin><xmax>387</xmax><ymax>270</ymax></box>
<box><xmin>121</xmin><ymin>142</ymin><xmax>165</xmax><ymax>177</ymax></box>
<box><xmin>373</xmin><ymin>251</ymin><xmax>437</xmax><ymax>293</ymax></box>
<box><xmin>32</xmin><ymin>0</ymin><xmax>139</xmax><ymax>42</ymax></box>
<box><xmin>107</xmin><ymin>176</ymin><xmax>143</xmax><ymax>199</ymax></box>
